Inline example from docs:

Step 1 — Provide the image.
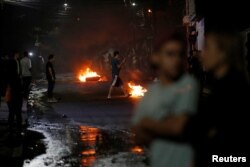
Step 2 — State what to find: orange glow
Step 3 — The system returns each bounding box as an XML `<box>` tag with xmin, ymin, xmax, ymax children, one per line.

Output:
<box><xmin>78</xmin><ymin>68</ymin><xmax>101</xmax><ymax>82</ymax></box>
<box><xmin>81</xmin><ymin>156</ymin><xmax>96</xmax><ymax>167</ymax></box>
<box><xmin>81</xmin><ymin>149</ymin><xmax>96</xmax><ymax>156</ymax></box>
<box><xmin>99</xmin><ymin>76</ymin><xmax>108</xmax><ymax>82</ymax></box>
<box><xmin>128</xmin><ymin>82</ymin><xmax>147</xmax><ymax>97</ymax></box>
<box><xmin>80</xmin><ymin>126</ymin><xmax>100</xmax><ymax>167</ymax></box>
<box><xmin>80</xmin><ymin>126</ymin><xmax>99</xmax><ymax>142</ymax></box>
<box><xmin>131</xmin><ymin>146</ymin><xmax>144</xmax><ymax>154</ymax></box>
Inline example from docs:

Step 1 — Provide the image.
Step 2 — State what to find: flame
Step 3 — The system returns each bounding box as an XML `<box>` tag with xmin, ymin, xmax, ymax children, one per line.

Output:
<box><xmin>128</xmin><ymin>82</ymin><xmax>147</xmax><ymax>97</ymax></box>
<box><xmin>79</xmin><ymin>68</ymin><xmax>101</xmax><ymax>82</ymax></box>
<box><xmin>131</xmin><ymin>146</ymin><xmax>144</xmax><ymax>154</ymax></box>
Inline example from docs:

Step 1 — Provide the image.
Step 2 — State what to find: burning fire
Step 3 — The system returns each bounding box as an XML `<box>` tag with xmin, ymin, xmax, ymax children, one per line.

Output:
<box><xmin>131</xmin><ymin>146</ymin><xmax>144</xmax><ymax>154</ymax></box>
<box><xmin>79</xmin><ymin>68</ymin><xmax>101</xmax><ymax>82</ymax></box>
<box><xmin>128</xmin><ymin>82</ymin><xmax>147</xmax><ymax>97</ymax></box>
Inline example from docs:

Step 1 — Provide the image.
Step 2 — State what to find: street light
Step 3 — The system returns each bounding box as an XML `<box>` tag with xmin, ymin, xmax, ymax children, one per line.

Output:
<box><xmin>29</xmin><ymin>52</ymin><xmax>33</xmax><ymax>56</ymax></box>
<box><xmin>64</xmin><ymin>3</ymin><xmax>68</xmax><ymax>7</ymax></box>
<box><xmin>132</xmin><ymin>2</ymin><xmax>136</xmax><ymax>6</ymax></box>
<box><xmin>148</xmin><ymin>9</ymin><xmax>152</xmax><ymax>13</ymax></box>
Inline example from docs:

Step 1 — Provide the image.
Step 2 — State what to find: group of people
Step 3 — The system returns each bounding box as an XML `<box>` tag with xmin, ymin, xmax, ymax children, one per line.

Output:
<box><xmin>0</xmin><ymin>51</ymin><xmax>32</xmax><ymax>133</ymax></box>
<box><xmin>1</xmin><ymin>28</ymin><xmax>249</xmax><ymax>165</ymax></box>
<box><xmin>0</xmin><ymin>51</ymin><xmax>57</xmax><ymax>133</ymax></box>
<box><xmin>132</xmin><ymin>29</ymin><xmax>250</xmax><ymax>167</ymax></box>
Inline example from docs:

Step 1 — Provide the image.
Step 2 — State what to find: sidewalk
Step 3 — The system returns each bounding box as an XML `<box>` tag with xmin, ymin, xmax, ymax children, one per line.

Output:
<box><xmin>0</xmin><ymin>100</ymin><xmax>23</xmax><ymax>167</ymax></box>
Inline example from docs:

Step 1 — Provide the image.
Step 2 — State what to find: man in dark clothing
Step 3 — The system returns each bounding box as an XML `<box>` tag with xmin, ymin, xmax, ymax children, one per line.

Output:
<box><xmin>46</xmin><ymin>54</ymin><xmax>57</xmax><ymax>103</ymax></box>
<box><xmin>184</xmin><ymin>71</ymin><xmax>250</xmax><ymax>167</ymax></box>
<box><xmin>0</xmin><ymin>55</ymin><xmax>8</xmax><ymax>106</ymax></box>
<box><xmin>107</xmin><ymin>51</ymin><xmax>128</xmax><ymax>99</ymax></box>
<box><xmin>7</xmin><ymin>52</ymin><xmax>23</xmax><ymax>131</ymax></box>
<box><xmin>133</xmin><ymin>30</ymin><xmax>250</xmax><ymax>167</ymax></box>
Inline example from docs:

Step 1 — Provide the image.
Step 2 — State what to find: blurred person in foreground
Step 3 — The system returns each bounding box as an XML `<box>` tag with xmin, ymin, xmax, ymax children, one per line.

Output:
<box><xmin>133</xmin><ymin>29</ymin><xmax>250</xmax><ymax>166</ymax></box>
<box><xmin>0</xmin><ymin>54</ymin><xmax>8</xmax><ymax>107</ymax></box>
<box><xmin>6</xmin><ymin>52</ymin><xmax>23</xmax><ymax>132</ymax></box>
<box><xmin>20</xmin><ymin>51</ymin><xmax>32</xmax><ymax>101</ymax></box>
<box><xmin>132</xmin><ymin>33</ymin><xmax>199</xmax><ymax>167</ymax></box>
<box><xmin>107</xmin><ymin>51</ymin><xmax>129</xmax><ymax>99</ymax></box>
<box><xmin>46</xmin><ymin>54</ymin><xmax>57</xmax><ymax>103</ymax></box>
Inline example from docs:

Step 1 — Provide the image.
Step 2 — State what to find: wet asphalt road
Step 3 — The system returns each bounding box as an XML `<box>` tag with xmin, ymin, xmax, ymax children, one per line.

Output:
<box><xmin>53</xmin><ymin>81</ymin><xmax>136</xmax><ymax>129</ymax></box>
<box><xmin>25</xmin><ymin>78</ymin><xmax>147</xmax><ymax>167</ymax></box>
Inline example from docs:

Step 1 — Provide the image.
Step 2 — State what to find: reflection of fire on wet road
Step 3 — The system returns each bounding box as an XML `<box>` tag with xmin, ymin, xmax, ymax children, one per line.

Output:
<box><xmin>79</xmin><ymin>125</ymin><xmax>147</xmax><ymax>167</ymax></box>
<box><xmin>128</xmin><ymin>82</ymin><xmax>147</xmax><ymax>97</ymax></box>
<box><xmin>78</xmin><ymin>68</ymin><xmax>102</xmax><ymax>82</ymax></box>
<box><xmin>80</xmin><ymin>126</ymin><xmax>99</xmax><ymax>167</ymax></box>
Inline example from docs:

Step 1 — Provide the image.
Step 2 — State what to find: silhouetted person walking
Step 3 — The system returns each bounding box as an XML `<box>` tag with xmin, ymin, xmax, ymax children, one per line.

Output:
<box><xmin>107</xmin><ymin>51</ymin><xmax>128</xmax><ymax>99</ymax></box>
<box><xmin>46</xmin><ymin>54</ymin><xmax>57</xmax><ymax>103</ymax></box>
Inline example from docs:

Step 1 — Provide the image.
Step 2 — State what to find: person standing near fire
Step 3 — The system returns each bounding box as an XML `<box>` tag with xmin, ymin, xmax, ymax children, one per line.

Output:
<box><xmin>46</xmin><ymin>54</ymin><xmax>57</xmax><ymax>103</ymax></box>
<box><xmin>107</xmin><ymin>51</ymin><xmax>129</xmax><ymax>99</ymax></box>
<box><xmin>20</xmin><ymin>51</ymin><xmax>32</xmax><ymax>103</ymax></box>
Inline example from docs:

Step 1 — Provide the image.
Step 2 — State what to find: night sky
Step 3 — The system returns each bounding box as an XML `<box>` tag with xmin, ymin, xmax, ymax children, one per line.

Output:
<box><xmin>1</xmin><ymin>0</ymin><xmax>250</xmax><ymax>73</ymax></box>
<box><xmin>0</xmin><ymin>0</ymin><xmax>181</xmax><ymax>73</ymax></box>
<box><xmin>1</xmin><ymin>0</ymin><xmax>132</xmax><ymax>72</ymax></box>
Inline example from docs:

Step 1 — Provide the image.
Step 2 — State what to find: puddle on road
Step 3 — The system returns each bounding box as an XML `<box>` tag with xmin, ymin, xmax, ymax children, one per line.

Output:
<box><xmin>26</xmin><ymin>85</ymin><xmax>147</xmax><ymax>167</ymax></box>
<box><xmin>79</xmin><ymin>126</ymin><xmax>98</xmax><ymax>166</ymax></box>
<box><xmin>79</xmin><ymin>126</ymin><xmax>148</xmax><ymax>167</ymax></box>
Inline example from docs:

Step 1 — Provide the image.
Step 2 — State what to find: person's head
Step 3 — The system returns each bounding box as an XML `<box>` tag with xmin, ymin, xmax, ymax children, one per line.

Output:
<box><xmin>23</xmin><ymin>51</ymin><xmax>28</xmax><ymax>57</ymax></box>
<box><xmin>157</xmin><ymin>33</ymin><xmax>187</xmax><ymax>80</ymax></box>
<box><xmin>48</xmin><ymin>54</ymin><xmax>55</xmax><ymax>62</ymax></box>
<box><xmin>14</xmin><ymin>51</ymin><xmax>20</xmax><ymax>60</ymax></box>
<box><xmin>113</xmin><ymin>51</ymin><xmax>120</xmax><ymax>59</ymax></box>
<box><xmin>202</xmin><ymin>29</ymin><xmax>246</xmax><ymax>77</ymax></box>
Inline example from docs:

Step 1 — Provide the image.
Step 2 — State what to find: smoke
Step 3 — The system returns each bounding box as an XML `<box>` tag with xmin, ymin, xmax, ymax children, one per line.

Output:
<box><xmin>50</xmin><ymin>4</ymin><xmax>132</xmax><ymax>73</ymax></box>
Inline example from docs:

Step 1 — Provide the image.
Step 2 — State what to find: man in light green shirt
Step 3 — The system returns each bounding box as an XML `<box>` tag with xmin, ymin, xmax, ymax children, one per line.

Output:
<box><xmin>132</xmin><ymin>33</ymin><xmax>199</xmax><ymax>167</ymax></box>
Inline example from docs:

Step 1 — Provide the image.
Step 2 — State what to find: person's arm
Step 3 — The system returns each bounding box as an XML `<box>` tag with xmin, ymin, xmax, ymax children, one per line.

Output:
<box><xmin>132</xmin><ymin>116</ymin><xmax>188</xmax><ymax>146</ymax></box>
<box><xmin>131</xmin><ymin>87</ymin><xmax>155</xmax><ymax>145</ymax></box>
<box><xmin>118</xmin><ymin>58</ymin><xmax>126</xmax><ymax>68</ymax></box>
<box><xmin>136</xmin><ymin>111</ymin><xmax>211</xmax><ymax>146</ymax></box>
<box><xmin>48</xmin><ymin>67</ymin><xmax>55</xmax><ymax>81</ymax></box>
<box><xmin>139</xmin><ymin>114</ymin><xmax>189</xmax><ymax>137</ymax></box>
<box><xmin>135</xmin><ymin>77</ymin><xmax>202</xmax><ymax>143</ymax></box>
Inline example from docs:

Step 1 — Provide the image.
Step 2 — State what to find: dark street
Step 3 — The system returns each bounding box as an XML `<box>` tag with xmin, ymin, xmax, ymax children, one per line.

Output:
<box><xmin>53</xmin><ymin>77</ymin><xmax>134</xmax><ymax>128</ymax></box>
<box><xmin>23</xmin><ymin>74</ymin><xmax>147</xmax><ymax>167</ymax></box>
<box><xmin>1</xmin><ymin>0</ymin><xmax>250</xmax><ymax>167</ymax></box>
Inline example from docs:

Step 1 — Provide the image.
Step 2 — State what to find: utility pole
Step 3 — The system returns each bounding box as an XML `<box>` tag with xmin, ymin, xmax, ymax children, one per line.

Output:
<box><xmin>0</xmin><ymin>0</ymin><xmax>4</xmax><ymax>10</ymax></box>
